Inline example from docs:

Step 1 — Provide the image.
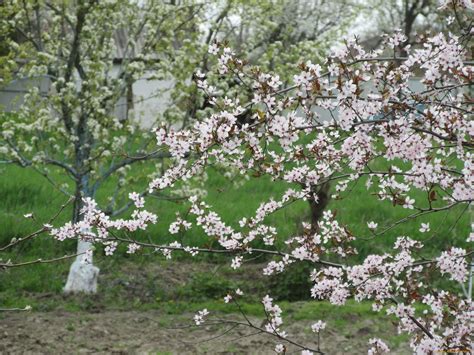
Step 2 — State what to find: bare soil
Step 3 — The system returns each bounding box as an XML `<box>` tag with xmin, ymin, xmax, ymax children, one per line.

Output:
<box><xmin>0</xmin><ymin>310</ymin><xmax>411</xmax><ymax>354</ymax></box>
<box><xmin>0</xmin><ymin>261</ymin><xmax>411</xmax><ymax>354</ymax></box>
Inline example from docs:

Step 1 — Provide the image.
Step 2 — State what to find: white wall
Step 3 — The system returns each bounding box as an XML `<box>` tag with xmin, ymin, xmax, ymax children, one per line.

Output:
<box><xmin>0</xmin><ymin>76</ymin><xmax>51</xmax><ymax>111</ymax></box>
<box><xmin>0</xmin><ymin>67</ymin><xmax>174</xmax><ymax>129</ymax></box>
<box><xmin>130</xmin><ymin>73</ymin><xmax>174</xmax><ymax>129</ymax></box>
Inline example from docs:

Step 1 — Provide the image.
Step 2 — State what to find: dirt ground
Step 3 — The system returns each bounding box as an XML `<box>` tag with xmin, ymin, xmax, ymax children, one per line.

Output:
<box><xmin>0</xmin><ymin>309</ymin><xmax>411</xmax><ymax>354</ymax></box>
<box><xmin>1</xmin><ymin>261</ymin><xmax>413</xmax><ymax>354</ymax></box>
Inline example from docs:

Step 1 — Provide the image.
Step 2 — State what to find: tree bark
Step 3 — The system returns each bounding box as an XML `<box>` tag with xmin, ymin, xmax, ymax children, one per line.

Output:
<box><xmin>308</xmin><ymin>182</ymin><xmax>331</xmax><ymax>234</ymax></box>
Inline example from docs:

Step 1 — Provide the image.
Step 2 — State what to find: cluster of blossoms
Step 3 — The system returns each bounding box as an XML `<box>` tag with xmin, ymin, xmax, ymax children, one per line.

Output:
<box><xmin>368</xmin><ymin>338</ymin><xmax>390</xmax><ymax>354</ymax></box>
<box><xmin>223</xmin><ymin>288</ymin><xmax>244</xmax><ymax>304</ymax></box>
<box><xmin>311</xmin><ymin>320</ymin><xmax>326</xmax><ymax>333</ymax></box>
<box><xmin>49</xmin><ymin>27</ymin><xmax>473</xmax><ymax>353</ymax></box>
<box><xmin>193</xmin><ymin>308</ymin><xmax>210</xmax><ymax>326</ymax></box>
<box><xmin>262</xmin><ymin>295</ymin><xmax>287</xmax><ymax>338</ymax></box>
<box><xmin>436</xmin><ymin>247</ymin><xmax>469</xmax><ymax>283</ymax></box>
<box><xmin>51</xmin><ymin>197</ymin><xmax>158</xmax><ymax>242</ymax></box>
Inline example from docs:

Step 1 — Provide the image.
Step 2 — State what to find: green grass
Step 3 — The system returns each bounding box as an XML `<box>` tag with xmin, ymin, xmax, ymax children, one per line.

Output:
<box><xmin>331</xmin><ymin>177</ymin><xmax>470</xmax><ymax>260</ymax></box>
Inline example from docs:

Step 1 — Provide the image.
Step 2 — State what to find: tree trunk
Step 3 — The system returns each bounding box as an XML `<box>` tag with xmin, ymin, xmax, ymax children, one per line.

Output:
<box><xmin>64</xmin><ymin>174</ymin><xmax>99</xmax><ymax>294</ymax></box>
<box><xmin>308</xmin><ymin>182</ymin><xmax>331</xmax><ymax>234</ymax></box>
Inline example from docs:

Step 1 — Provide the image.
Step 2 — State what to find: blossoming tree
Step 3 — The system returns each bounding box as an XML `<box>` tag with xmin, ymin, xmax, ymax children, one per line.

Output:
<box><xmin>45</xmin><ymin>1</ymin><xmax>474</xmax><ymax>352</ymax></box>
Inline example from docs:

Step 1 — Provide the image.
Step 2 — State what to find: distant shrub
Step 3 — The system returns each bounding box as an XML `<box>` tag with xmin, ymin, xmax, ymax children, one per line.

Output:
<box><xmin>179</xmin><ymin>272</ymin><xmax>238</xmax><ymax>301</ymax></box>
<box><xmin>269</xmin><ymin>261</ymin><xmax>313</xmax><ymax>301</ymax></box>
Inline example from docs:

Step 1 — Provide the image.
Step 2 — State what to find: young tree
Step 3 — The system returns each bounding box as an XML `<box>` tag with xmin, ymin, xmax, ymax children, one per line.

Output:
<box><xmin>50</xmin><ymin>2</ymin><xmax>473</xmax><ymax>352</ymax></box>
<box><xmin>0</xmin><ymin>0</ymin><xmax>209</xmax><ymax>293</ymax></box>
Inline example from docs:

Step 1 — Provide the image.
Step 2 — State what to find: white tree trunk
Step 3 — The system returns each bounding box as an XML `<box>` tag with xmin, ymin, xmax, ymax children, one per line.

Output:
<box><xmin>64</xmin><ymin>239</ymin><xmax>99</xmax><ymax>294</ymax></box>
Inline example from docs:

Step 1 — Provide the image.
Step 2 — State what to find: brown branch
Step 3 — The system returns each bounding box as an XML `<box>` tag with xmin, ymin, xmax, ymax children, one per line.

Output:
<box><xmin>0</xmin><ymin>252</ymin><xmax>84</xmax><ymax>269</ymax></box>
<box><xmin>108</xmin><ymin>235</ymin><xmax>343</xmax><ymax>268</ymax></box>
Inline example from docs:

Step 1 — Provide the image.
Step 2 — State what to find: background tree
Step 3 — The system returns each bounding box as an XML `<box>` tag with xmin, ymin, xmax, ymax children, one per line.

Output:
<box><xmin>0</xmin><ymin>0</ymin><xmax>208</xmax><ymax>292</ymax></box>
<box><xmin>362</xmin><ymin>0</ymin><xmax>472</xmax><ymax>53</ymax></box>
